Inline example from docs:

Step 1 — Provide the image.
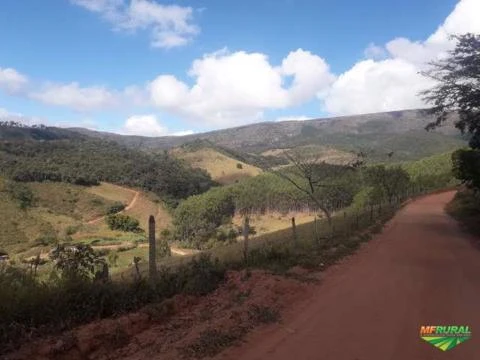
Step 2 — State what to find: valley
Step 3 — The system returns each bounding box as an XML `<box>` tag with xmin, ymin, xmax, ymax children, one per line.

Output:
<box><xmin>0</xmin><ymin>108</ymin><xmax>474</xmax><ymax>357</ymax></box>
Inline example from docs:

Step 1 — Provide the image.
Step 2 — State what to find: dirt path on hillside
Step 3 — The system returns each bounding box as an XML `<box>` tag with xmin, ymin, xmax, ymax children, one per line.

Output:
<box><xmin>217</xmin><ymin>191</ymin><xmax>480</xmax><ymax>360</ymax></box>
<box><xmin>87</xmin><ymin>189</ymin><xmax>139</xmax><ymax>225</ymax></box>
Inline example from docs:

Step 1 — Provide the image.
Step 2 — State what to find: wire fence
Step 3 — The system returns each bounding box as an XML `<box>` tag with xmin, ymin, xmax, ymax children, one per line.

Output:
<box><xmin>200</xmin><ymin>184</ymin><xmax>457</xmax><ymax>266</ymax></box>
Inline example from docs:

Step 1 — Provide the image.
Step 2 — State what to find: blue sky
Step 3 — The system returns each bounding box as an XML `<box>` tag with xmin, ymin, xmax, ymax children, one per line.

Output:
<box><xmin>0</xmin><ymin>0</ymin><xmax>478</xmax><ymax>136</ymax></box>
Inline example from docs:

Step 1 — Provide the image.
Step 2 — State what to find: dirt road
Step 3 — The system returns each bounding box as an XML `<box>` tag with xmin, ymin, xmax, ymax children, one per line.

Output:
<box><xmin>87</xmin><ymin>188</ymin><xmax>139</xmax><ymax>225</ymax></box>
<box><xmin>217</xmin><ymin>191</ymin><xmax>480</xmax><ymax>360</ymax></box>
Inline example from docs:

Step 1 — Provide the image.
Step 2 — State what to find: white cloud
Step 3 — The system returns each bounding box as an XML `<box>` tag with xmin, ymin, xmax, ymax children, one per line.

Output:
<box><xmin>171</xmin><ymin>130</ymin><xmax>194</xmax><ymax>136</ymax></box>
<box><xmin>122</xmin><ymin>114</ymin><xmax>168</xmax><ymax>136</ymax></box>
<box><xmin>121</xmin><ymin>114</ymin><xmax>193</xmax><ymax>137</ymax></box>
<box><xmin>275</xmin><ymin>115</ymin><xmax>313</xmax><ymax>122</ymax></box>
<box><xmin>0</xmin><ymin>67</ymin><xmax>29</xmax><ymax>94</ymax></box>
<box><xmin>30</xmin><ymin>82</ymin><xmax>119</xmax><ymax>111</ymax></box>
<box><xmin>71</xmin><ymin>0</ymin><xmax>199</xmax><ymax>48</ymax></box>
<box><xmin>364</xmin><ymin>43</ymin><xmax>387</xmax><ymax>60</ymax></box>
<box><xmin>323</xmin><ymin>59</ymin><xmax>434</xmax><ymax>115</ymax></box>
<box><xmin>322</xmin><ymin>0</ymin><xmax>480</xmax><ymax>116</ymax></box>
<box><xmin>280</xmin><ymin>49</ymin><xmax>336</xmax><ymax>103</ymax></box>
<box><xmin>0</xmin><ymin>108</ymin><xmax>44</xmax><ymax>126</ymax></box>
<box><xmin>149</xmin><ymin>48</ymin><xmax>334</xmax><ymax>127</ymax></box>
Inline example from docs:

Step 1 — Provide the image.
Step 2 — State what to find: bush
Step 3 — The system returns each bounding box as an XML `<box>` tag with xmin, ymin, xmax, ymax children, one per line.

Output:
<box><xmin>34</xmin><ymin>230</ymin><xmax>58</xmax><ymax>247</ymax></box>
<box><xmin>65</xmin><ymin>225</ymin><xmax>79</xmax><ymax>236</ymax></box>
<box><xmin>106</xmin><ymin>202</ymin><xmax>126</xmax><ymax>215</ymax></box>
<box><xmin>6</xmin><ymin>182</ymin><xmax>34</xmax><ymax>209</ymax></box>
<box><xmin>452</xmin><ymin>149</ymin><xmax>480</xmax><ymax>191</ymax></box>
<box><xmin>236</xmin><ymin>163</ymin><xmax>243</xmax><ymax>169</ymax></box>
<box><xmin>157</xmin><ymin>239</ymin><xmax>171</xmax><ymax>258</ymax></box>
<box><xmin>106</xmin><ymin>214</ymin><xmax>141</xmax><ymax>232</ymax></box>
<box><xmin>0</xmin><ymin>254</ymin><xmax>225</xmax><ymax>353</ymax></box>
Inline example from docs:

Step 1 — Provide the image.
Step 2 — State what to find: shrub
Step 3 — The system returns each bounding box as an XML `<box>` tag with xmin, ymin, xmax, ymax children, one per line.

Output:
<box><xmin>65</xmin><ymin>225</ymin><xmax>79</xmax><ymax>236</ymax></box>
<box><xmin>157</xmin><ymin>239</ymin><xmax>171</xmax><ymax>258</ymax></box>
<box><xmin>108</xmin><ymin>251</ymin><xmax>119</xmax><ymax>267</ymax></box>
<box><xmin>6</xmin><ymin>182</ymin><xmax>34</xmax><ymax>209</ymax></box>
<box><xmin>106</xmin><ymin>214</ymin><xmax>141</xmax><ymax>232</ymax></box>
<box><xmin>34</xmin><ymin>230</ymin><xmax>58</xmax><ymax>247</ymax></box>
<box><xmin>106</xmin><ymin>202</ymin><xmax>126</xmax><ymax>215</ymax></box>
<box><xmin>452</xmin><ymin>148</ymin><xmax>480</xmax><ymax>191</ymax></box>
<box><xmin>50</xmin><ymin>244</ymin><xmax>105</xmax><ymax>281</ymax></box>
<box><xmin>236</xmin><ymin>163</ymin><xmax>243</xmax><ymax>169</ymax></box>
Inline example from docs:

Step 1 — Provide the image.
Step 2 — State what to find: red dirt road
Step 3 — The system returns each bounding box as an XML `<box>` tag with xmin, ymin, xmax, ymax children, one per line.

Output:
<box><xmin>217</xmin><ymin>191</ymin><xmax>480</xmax><ymax>360</ymax></box>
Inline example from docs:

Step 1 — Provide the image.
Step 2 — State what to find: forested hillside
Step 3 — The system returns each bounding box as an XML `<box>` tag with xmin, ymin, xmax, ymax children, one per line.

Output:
<box><xmin>71</xmin><ymin>110</ymin><xmax>467</xmax><ymax>161</ymax></box>
<box><xmin>0</xmin><ymin>123</ymin><xmax>215</xmax><ymax>205</ymax></box>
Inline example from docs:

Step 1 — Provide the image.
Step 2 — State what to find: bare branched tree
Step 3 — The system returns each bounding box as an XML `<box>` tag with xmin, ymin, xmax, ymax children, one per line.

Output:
<box><xmin>263</xmin><ymin>150</ymin><xmax>365</xmax><ymax>225</ymax></box>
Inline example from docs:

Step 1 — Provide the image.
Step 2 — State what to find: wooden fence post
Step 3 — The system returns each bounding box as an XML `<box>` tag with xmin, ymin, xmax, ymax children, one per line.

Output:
<box><xmin>243</xmin><ymin>216</ymin><xmax>250</xmax><ymax>263</ymax></box>
<box><xmin>148</xmin><ymin>215</ymin><xmax>157</xmax><ymax>280</ymax></box>
<box><xmin>291</xmin><ymin>217</ymin><xmax>297</xmax><ymax>247</ymax></box>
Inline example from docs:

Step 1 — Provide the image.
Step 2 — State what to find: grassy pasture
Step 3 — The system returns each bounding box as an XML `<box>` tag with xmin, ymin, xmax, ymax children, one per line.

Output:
<box><xmin>174</xmin><ymin>147</ymin><xmax>262</xmax><ymax>184</ymax></box>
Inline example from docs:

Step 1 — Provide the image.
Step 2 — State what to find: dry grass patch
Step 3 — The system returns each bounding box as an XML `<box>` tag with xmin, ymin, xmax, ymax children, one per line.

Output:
<box><xmin>175</xmin><ymin>148</ymin><xmax>262</xmax><ymax>185</ymax></box>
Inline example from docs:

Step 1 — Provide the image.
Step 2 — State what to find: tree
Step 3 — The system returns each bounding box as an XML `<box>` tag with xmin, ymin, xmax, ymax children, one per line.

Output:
<box><xmin>106</xmin><ymin>214</ymin><xmax>141</xmax><ymax>232</ymax></box>
<box><xmin>452</xmin><ymin>148</ymin><xmax>480</xmax><ymax>191</ymax></box>
<box><xmin>421</xmin><ymin>33</ymin><xmax>480</xmax><ymax>148</ymax></box>
<box><xmin>364</xmin><ymin>166</ymin><xmax>411</xmax><ymax>204</ymax></box>
<box><xmin>50</xmin><ymin>244</ymin><xmax>105</xmax><ymax>280</ymax></box>
<box><xmin>265</xmin><ymin>150</ymin><xmax>364</xmax><ymax>224</ymax></box>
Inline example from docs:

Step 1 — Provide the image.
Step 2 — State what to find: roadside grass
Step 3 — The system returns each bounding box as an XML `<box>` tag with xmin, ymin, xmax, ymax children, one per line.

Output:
<box><xmin>446</xmin><ymin>188</ymin><xmax>480</xmax><ymax>238</ymax></box>
<box><xmin>174</xmin><ymin>147</ymin><xmax>262</xmax><ymax>185</ymax></box>
<box><xmin>232</xmin><ymin>211</ymin><xmax>315</xmax><ymax>236</ymax></box>
<box><xmin>1</xmin><ymin>195</ymin><xmax>404</xmax><ymax>355</ymax></box>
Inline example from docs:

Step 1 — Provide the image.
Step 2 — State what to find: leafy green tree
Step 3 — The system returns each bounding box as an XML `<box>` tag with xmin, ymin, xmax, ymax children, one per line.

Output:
<box><xmin>106</xmin><ymin>214</ymin><xmax>141</xmax><ymax>232</ymax></box>
<box><xmin>6</xmin><ymin>182</ymin><xmax>34</xmax><ymax>209</ymax></box>
<box><xmin>173</xmin><ymin>188</ymin><xmax>235</xmax><ymax>247</ymax></box>
<box><xmin>452</xmin><ymin>148</ymin><xmax>480</xmax><ymax>191</ymax></box>
<box><xmin>421</xmin><ymin>33</ymin><xmax>480</xmax><ymax>148</ymax></box>
<box><xmin>50</xmin><ymin>244</ymin><xmax>105</xmax><ymax>280</ymax></box>
<box><xmin>364</xmin><ymin>166</ymin><xmax>411</xmax><ymax>203</ymax></box>
<box><xmin>266</xmin><ymin>150</ymin><xmax>364</xmax><ymax>223</ymax></box>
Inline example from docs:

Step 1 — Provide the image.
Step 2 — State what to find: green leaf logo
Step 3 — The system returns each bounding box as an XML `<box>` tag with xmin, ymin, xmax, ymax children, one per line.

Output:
<box><xmin>420</xmin><ymin>326</ymin><xmax>471</xmax><ymax>351</ymax></box>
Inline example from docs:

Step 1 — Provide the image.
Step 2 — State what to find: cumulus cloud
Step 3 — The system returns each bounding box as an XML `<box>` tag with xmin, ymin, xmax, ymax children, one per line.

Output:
<box><xmin>149</xmin><ymin>48</ymin><xmax>334</xmax><ymax>127</ymax></box>
<box><xmin>121</xmin><ymin>114</ymin><xmax>192</xmax><ymax>136</ymax></box>
<box><xmin>322</xmin><ymin>0</ymin><xmax>480</xmax><ymax>115</ymax></box>
<box><xmin>323</xmin><ymin>59</ymin><xmax>434</xmax><ymax>115</ymax></box>
<box><xmin>30</xmin><ymin>82</ymin><xmax>119</xmax><ymax>111</ymax></box>
<box><xmin>364</xmin><ymin>43</ymin><xmax>387</xmax><ymax>60</ymax></box>
<box><xmin>71</xmin><ymin>0</ymin><xmax>199</xmax><ymax>48</ymax></box>
<box><xmin>0</xmin><ymin>67</ymin><xmax>29</xmax><ymax>94</ymax></box>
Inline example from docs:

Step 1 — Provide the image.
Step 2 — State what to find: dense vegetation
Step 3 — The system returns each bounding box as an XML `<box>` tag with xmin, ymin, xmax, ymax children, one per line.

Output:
<box><xmin>171</xmin><ymin>152</ymin><xmax>457</xmax><ymax>249</ymax></box>
<box><xmin>106</xmin><ymin>214</ymin><xmax>142</xmax><ymax>232</ymax></box>
<box><xmin>420</xmin><ymin>34</ymin><xmax>480</xmax><ymax>238</ymax></box>
<box><xmin>0</xmin><ymin>123</ymin><xmax>216</xmax><ymax>205</ymax></box>
<box><xmin>0</xmin><ymin>254</ymin><xmax>225</xmax><ymax>353</ymax></box>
